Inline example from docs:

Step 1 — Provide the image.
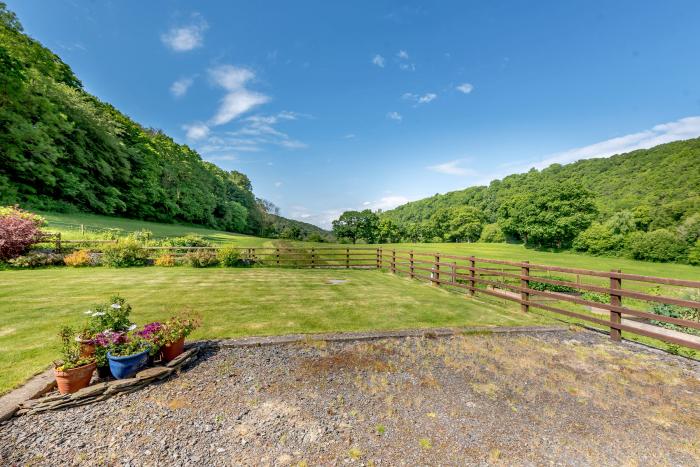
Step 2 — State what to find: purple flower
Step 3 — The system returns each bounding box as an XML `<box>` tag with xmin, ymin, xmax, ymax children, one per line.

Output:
<box><xmin>137</xmin><ymin>322</ymin><xmax>163</xmax><ymax>339</ymax></box>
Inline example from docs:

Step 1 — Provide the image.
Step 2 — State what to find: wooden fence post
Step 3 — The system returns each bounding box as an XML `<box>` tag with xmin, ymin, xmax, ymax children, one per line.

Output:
<box><xmin>469</xmin><ymin>256</ymin><xmax>476</xmax><ymax>296</ymax></box>
<box><xmin>610</xmin><ymin>269</ymin><xmax>622</xmax><ymax>342</ymax></box>
<box><xmin>250</xmin><ymin>248</ymin><xmax>256</xmax><ymax>263</ymax></box>
<box><xmin>346</xmin><ymin>248</ymin><xmax>350</xmax><ymax>269</ymax></box>
<box><xmin>311</xmin><ymin>248</ymin><xmax>315</xmax><ymax>269</ymax></box>
<box><xmin>451</xmin><ymin>262</ymin><xmax>457</xmax><ymax>286</ymax></box>
<box><xmin>275</xmin><ymin>248</ymin><xmax>280</xmax><ymax>266</ymax></box>
<box><xmin>520</xmin><ymin>261</ymin><xmax>530</xmax><ymax>313</ymax></box>
<box><xmin>434</xmin><ymin>253</ymin><xmax>440</xmax><ymax>286</ymax></box>
<box><xmin>409</xmin><ymin>251</ymin><xmax>415</xmax><ymax>278</ymax></box>
<box><xmin>55</xmin><ymin>232</ymin><xmax>62</xmax><ymax>253</ymax></box>
<box><xmin>376</xmin><ymin>248</ymin><xmax>381</xmax><ymax>269</ymax></box>
<box><xmin>391</xmin><ymin>249</ymin><xmax>396</xmax><ymax>273</ymax></box>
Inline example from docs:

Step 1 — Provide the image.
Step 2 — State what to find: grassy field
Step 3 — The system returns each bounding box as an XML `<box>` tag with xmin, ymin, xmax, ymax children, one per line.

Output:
<box><xmin>0</xmin><ymin>267</ymin><xmax>550</xmax><ymax>394</ymax></box>
<box><xmin>38</xmin><ymin>211</ymin><xmax>271</xmax><ymax>246</ymax></box>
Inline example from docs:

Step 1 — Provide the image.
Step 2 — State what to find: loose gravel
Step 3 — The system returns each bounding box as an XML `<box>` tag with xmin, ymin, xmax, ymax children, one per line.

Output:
<box><xmin>1</xmin><ymin>329</ymin><xmax>699</xmax><ymax>465</ymax></box>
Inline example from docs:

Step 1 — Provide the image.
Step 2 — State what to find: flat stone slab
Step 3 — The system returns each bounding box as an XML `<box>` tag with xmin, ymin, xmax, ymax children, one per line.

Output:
<box><xmin>0</xmin><ymin>368</ymin><xmax>54</xmax><ymax>422</ymax></box>
<box><xmin>136</xmin><ymin>366</ymin><xmax>173</xmax><ymax>380</ymax></box>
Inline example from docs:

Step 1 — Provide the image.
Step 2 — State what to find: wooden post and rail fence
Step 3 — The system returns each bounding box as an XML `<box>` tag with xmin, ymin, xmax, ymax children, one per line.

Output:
<box><xmin>37</xmin><ymin>238</ymin><xmax>700</xmax><ymax>351</ymax></box>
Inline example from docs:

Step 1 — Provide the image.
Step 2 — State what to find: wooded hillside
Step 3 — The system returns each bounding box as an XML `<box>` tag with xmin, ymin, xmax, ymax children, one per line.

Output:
<box><xmin>0</xmin><ymin>4</ymin><xmax>329</xmax><ymax>240</ymax></box>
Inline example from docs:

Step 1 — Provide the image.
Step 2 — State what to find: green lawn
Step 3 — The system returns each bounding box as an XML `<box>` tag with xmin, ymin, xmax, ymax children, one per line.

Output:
<box><xmin>38</xmin><ymin>211</ymin><xmax>271</xmax><ymax>246</ymax></box>
<box><xmin>0</xmin><ymin>267</ymin><xmax>549</xmax><ymax>394</ymax></box>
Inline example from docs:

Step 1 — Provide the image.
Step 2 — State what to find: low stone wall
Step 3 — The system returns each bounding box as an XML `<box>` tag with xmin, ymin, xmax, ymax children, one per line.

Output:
<box><xmin>16</xmin><ymin>347</ymin><xmax>200</xmax><ymax>416</ymax></box>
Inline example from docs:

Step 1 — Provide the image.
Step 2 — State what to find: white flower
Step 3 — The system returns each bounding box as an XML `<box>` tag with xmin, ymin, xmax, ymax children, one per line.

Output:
<box><xmin>110</xmin><ymin>303</ymin><xmax>122</xmax><ymax>309</ymax></box>
<box><xmin>84</xmin><ymin>310</ymin><xmax>93</xmax><ymax>315</ymax></box>
<box><xmin>127</xmin><ymin>324</ymin><xmax>137</xmax><ymax>331</ymax></box>
<box><xmin>92</xmin><ymin>311</ymin><xmax>106</xmax><ymax>317</ymax></box>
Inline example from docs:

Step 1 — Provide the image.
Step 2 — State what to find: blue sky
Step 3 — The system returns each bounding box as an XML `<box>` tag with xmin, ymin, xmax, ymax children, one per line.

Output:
<box><xmin>8</xmin><ymin>0</ymin><xmax>700</xmax><ymax>228</ymax></box>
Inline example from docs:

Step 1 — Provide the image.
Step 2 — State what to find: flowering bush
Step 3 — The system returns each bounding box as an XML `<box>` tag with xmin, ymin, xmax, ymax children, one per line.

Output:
<box><xmin>9</xmin><ymin>252</ymin><xmax>64</xmax><ymax>268</ymax></box>
<box><xmin>163</xmin><ymin>235</ymin><xmax>211</xmax><ymax>248</ymax></box>
<box><xmin>217</xmin><ymin>247</ymin><xmax>243</xmax><ymax>267</ymax></box>
<box><xmin>102</xmin><ymin>239</ymin><xmax>149</xmax><ymax>267</ymax></box>
<box><xmin>0</xmin><ymin>206</ymin><xmax>45</xmax><ymax>260</ymax></box>
<box><xmin>64</xmin><ymin>249</ymin><xmax>97</xmax><ymax>267</ymax></box>
<box><xmin>55</xmin><ymin>326</ymin><xmax>94</xmax><ymax>371</ymax></box>
<box><xmin>154</xmin><ymin>253</ymin><xmax>176</xmax><ymax>267</ymax></box>
<box><xmin>184</xmin><ymin>250</ymin><xmax>219</xmax><ymax>268</ymax></box>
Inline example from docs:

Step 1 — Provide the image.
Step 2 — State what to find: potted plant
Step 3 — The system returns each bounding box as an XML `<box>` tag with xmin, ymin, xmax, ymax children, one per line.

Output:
<box><xmin>81</xmin><ymin>296</ymin><xmax>135</xmax><ymax>374</ymax></box>
<box><xmin>107</xmin><ymin>334</ymin><xmax>150</xmax><ymax>379</ymax></box>
<box><xmin>54</xmin><ymin>327</ymin><xmax>96</xmax><ymax>394</ymax></box>
<box><xmin>158</xmin><ymin>315</ymin><xmax>200</xmax><ymax>362</ymax></box>
<box><xmin>137</xmin><ymin>322</ymin><xmax>165</xmax><ymax>363</ymax></box>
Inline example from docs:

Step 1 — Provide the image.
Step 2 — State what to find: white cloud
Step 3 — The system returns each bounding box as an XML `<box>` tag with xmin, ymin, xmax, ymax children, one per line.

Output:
<box><xmin>372</xmin><ymin>54</ymin><xmax>385</xmax><ymax>67</ymax></box>
<box><xmin>397</xmin><ymin>50</ymin><xmax>409</xmax><ymax>59</ymax></box>
<box><xmin>274</xmin><ymin>181</ymin><xmax>283</xmax><ymax>187</ymax></box>
<box><xmin>532</xmin><ymin>116</ymin><xmax>700</xmax><ymax>169</ymax></box>
<box><xmin>427</xmin><ymin>159</ymin><xmax>478</xmax><ymax>176</ymax></box>
<box><xmin>344</xmin><ymin>133</ymin><xmax>356</xmax><ymax>139</ymax></box>
<box><xmin>161</xmin><ymin>16</ymin><xmax>208</xmax><ymax>52</ymax></box>
<box><xmin>403</xmin><ymin>92</ymin><xmax>437</xmax><ymax>105</ymax></box>
<box><xmin>207</xmin><ymin>65</ymin><xmax>270</xmax><ymax>125</ymax></box>
<box><xmin>182</xmin><ymin>122</ymin><xmax>210</xmax><ymax>140</ymax></box>
<box><xmin>170</xmin><ymin>77</ymin><xmax>194</xmax><ymax>97</ymax></box>
<box><xmin>361</xmin><ymin>196</ymin><xmax>410</xmax><ymax>211</ymax></box>
<box><xmin>399</xmin><ymin>63</ymin><xmax>416</xmax><ymax>71</ymax></box>
<box><xmin>386</xmin><ymin>111</ymin><xmax>402</xmax><ymax>121</ymax></box>
<box><xmin>456</xmin><ymin>83</ymin><xmax>474</xmax><ymax>94</ymax></box>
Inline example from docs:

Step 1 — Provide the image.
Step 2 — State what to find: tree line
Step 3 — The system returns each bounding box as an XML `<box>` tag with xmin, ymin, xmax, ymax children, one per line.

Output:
<box><xmin>0</xmin><ymin>3</ymin><xmax>328</xmax><ymax>241</ymax></box>
<box><xmin>332</xmin><ymin>140</ymin><xmax>700</xmax><ymax>264</ymax></box>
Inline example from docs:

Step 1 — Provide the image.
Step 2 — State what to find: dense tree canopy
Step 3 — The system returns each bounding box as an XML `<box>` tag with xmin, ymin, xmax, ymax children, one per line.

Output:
<box><xmin>0</xmin><ymin>3</ymin><xmax>329</xmax><ymax>240</ymax></box>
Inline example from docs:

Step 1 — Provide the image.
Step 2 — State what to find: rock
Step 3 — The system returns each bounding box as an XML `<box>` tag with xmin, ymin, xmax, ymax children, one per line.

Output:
<box><xmin>105</xmin><ymin>378</ymin><xmax>144</xmax><ymax>395</ymax></box>
<box><xmin>71</xmin><ymin>382</ymin><xmax>108</xmax><ymax>400</ymax></box>
<box><xmin>165</xmin><ymin>348</ymin><xmax>199</xmax><ymax>368</ymax></box>
<box><xmin>135</xmin><ymin>366</ymin><xmax>173</xmax><ymax>381</ymax></box>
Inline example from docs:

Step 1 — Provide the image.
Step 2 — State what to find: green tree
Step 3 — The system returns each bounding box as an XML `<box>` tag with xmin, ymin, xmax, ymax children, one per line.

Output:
<box><xmin>376</xmin><ymin>218</ymin><xmax>402</xmax><ymax>243</ymax></box>
<box><xmin>332</xmin><ymin>210</ymin><xmax>379</xmax><ymax>244</ymax></box>
<box><xmin>444</xmin><ymin>206</ymin><xmax>484</xmax><ymax>242</ymax></box>
<box><xmin>499</xmin><ymin>181</ymin><xmax>597</xmax><ymax>247</ymax></box>
<box><xmin>479</xmin><ymin>223</ymin><xmax>506</xmax><ymax>243</ymax></box>
<box><xmin>627</xmin><ymin>229</ymin><xmax>688</xmax><ymax>262</ymax></box>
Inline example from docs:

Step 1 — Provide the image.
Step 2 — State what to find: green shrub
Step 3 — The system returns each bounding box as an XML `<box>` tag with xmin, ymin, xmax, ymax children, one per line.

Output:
<box><xmin>572</xmin><ymin>223</ymin><xmax>625</xmax><ymax>255</ymax></box>
<box><xmin>154</xmin><ymin>253</ymin><xmax>177</xmax><ymax>267</ymax></box>
<box><xmin>688</xmin><ymin>239</ymin><xmax>700</xmax><ymax>265</ymax></box>
<box><xmin>164</xmin><ymin>234</ymin><xmax>212</xmax><ymax>248</ymax></box>
<box><xmin>528</xmin><ymin>275</ymin><xmax>578</xmax><ymax>293</ymax></box>
<box><xmin>9</xmin><ymin>252</ymin><xmax>64</xmax><ymax>268</ymax></box>
<box><xmin>627</xmin><ymin>229</ymin><xmax>688</xmax><ymax>262</ymax></box>
<box><xmin>581</xmin><ymin>291</ymin><xmax>608</xmax><ymax>303</ymax></box>
<box><xmin>479</xmin><ymin>223</ymin><xmax>506</xmax><ymax>243</ymax></box>
<box><xmin>184</xmin><ymin>250</ymin><xmax>219</xmax><ymax>268</ymax></box>
<box><xmin>102</xmin><ymin>239</ymin><xmax>149</xmax><ymax>267</ymax></box>
<box><xmin>217</xmin><ymin>247</ymin><xmax>243</xmax><ymax>267</ymax></box>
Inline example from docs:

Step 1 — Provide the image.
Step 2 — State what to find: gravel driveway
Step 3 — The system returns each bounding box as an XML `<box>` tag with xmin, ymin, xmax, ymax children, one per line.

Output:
<box><xmin>2</xmin><ymin>329</ymin><xmax>699</xmax><ymax>465</ymax></box>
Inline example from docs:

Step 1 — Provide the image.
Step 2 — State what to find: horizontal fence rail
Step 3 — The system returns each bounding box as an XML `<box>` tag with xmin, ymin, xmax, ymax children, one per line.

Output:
<box><xmin>41</xmin><ymin>237</ymin><xmax>700</xmax><ymax>351</ymax></box>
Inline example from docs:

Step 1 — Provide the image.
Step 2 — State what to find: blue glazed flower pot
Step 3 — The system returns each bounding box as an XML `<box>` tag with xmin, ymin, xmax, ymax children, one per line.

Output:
<box><xmin>107</xmin><ymin>349</ymin><xmax>149</xmax><ymax>379</ymax></box>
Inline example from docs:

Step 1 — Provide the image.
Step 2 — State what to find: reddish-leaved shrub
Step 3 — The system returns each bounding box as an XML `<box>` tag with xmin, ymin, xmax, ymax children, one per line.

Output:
<box><xmin>0</xmin><ymin>206</ymin><xmax>44</xmax><ymax>260</ymax></box>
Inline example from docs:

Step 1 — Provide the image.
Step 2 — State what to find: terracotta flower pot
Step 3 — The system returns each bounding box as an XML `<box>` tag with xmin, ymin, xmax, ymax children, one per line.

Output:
<box><xmin>78</xmin><ymin>340</ymin><xmax>96</xmax><ymax>358</ymax></box>
<box><xmin>161</xmin><ymin>337</ymin><xmax>185</xmax><ymax>362</ymax></box>
<box><xmin>55</xmin><ymin>361</ymin><xmax>96</xmax><ymax>394</ymax></box>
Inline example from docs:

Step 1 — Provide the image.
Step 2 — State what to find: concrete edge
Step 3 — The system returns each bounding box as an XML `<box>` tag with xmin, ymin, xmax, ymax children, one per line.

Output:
<box><xmin>0</xmin><ymin>368</ymin><xmax>55</xmax><ymax>422</ymax></box>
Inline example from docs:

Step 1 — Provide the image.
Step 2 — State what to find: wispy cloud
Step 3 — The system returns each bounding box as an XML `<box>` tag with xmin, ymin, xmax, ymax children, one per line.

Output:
<box><xmin>531</xmin><ymin>116</ymin><xmax>700</xmax><ymax>169</ymax></box>
<box><xmin>170</xmin><ymin>77</ymin><xmax>194</xmax><ymax>97</ymax></box>
<box><xmin>397</xmin><ymin>50</ymin><xmax>409</xmax><ymax>59</ymax></box>
<box><xmin>161</xmin><ymin>14</ymin><xmax>208</xmax><ymax>52</ymax></box>
<box><xmin>427</xmin><ymin>159</ymin><xmax>478</xmax><ymax>176</ymax></box>
<box><xmin>456</xmin><ymin>83</ymin><xmax>474</xmax><ymax>94</ymax></box>
<box><xmin>343</xmin><ymin>133</ymin><xmax>356</xmax><ymax>139</ymax></box>
<box><xmin>208</xmin><ymin>65</ymin><xmax>270</xmax><ymax>126</ymax></box>
<box><xmin>403</xmin><ymin>92</ymin><xmax>437</xmax><ymax>105</ymax></box>
<box><xmin>274</xmin><ymin>181</ymin><xmax>283</xmax><ymax>187</ymax></box>
<box><xmin>182</xmin><ymin>122</ymin><xmax>210</xmax><ymax>140</ymax></box>
<box><xmin>372</xmin><ymin>54</ymin><xmax>385</xmax><ymax>68</ymax></box>
<box><xmin>386</xmin><ymin>111</ymin><xmax>403</xmax><ymax>121</ymax></box>
<box><xmin>361</xmin><ymin>195</ymin><xmax>410</xmax><ymax>211</ymax></box>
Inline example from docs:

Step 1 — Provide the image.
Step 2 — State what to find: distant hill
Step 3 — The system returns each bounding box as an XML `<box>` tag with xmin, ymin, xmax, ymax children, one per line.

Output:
<box><xmin>0</xmin><ymin>3</ymin><xmax>328</xmax><ymax>240</ymax></box>
<box><xmin>384</xmin><ymin>138</ymin><xmax>700</xmax><ymax>231</ymax></box>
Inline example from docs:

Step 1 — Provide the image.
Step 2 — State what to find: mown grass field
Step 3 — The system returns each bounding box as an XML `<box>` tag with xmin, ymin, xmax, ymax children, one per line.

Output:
<box><xmin>0</xmin><ymin>267</ymin><xmax>550</xmax><ymax>394</ymax></box>
<box><xmin>38</xmin><ymin>211</ymin><xmax>271</xmax><ymax>246</ymax></box>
